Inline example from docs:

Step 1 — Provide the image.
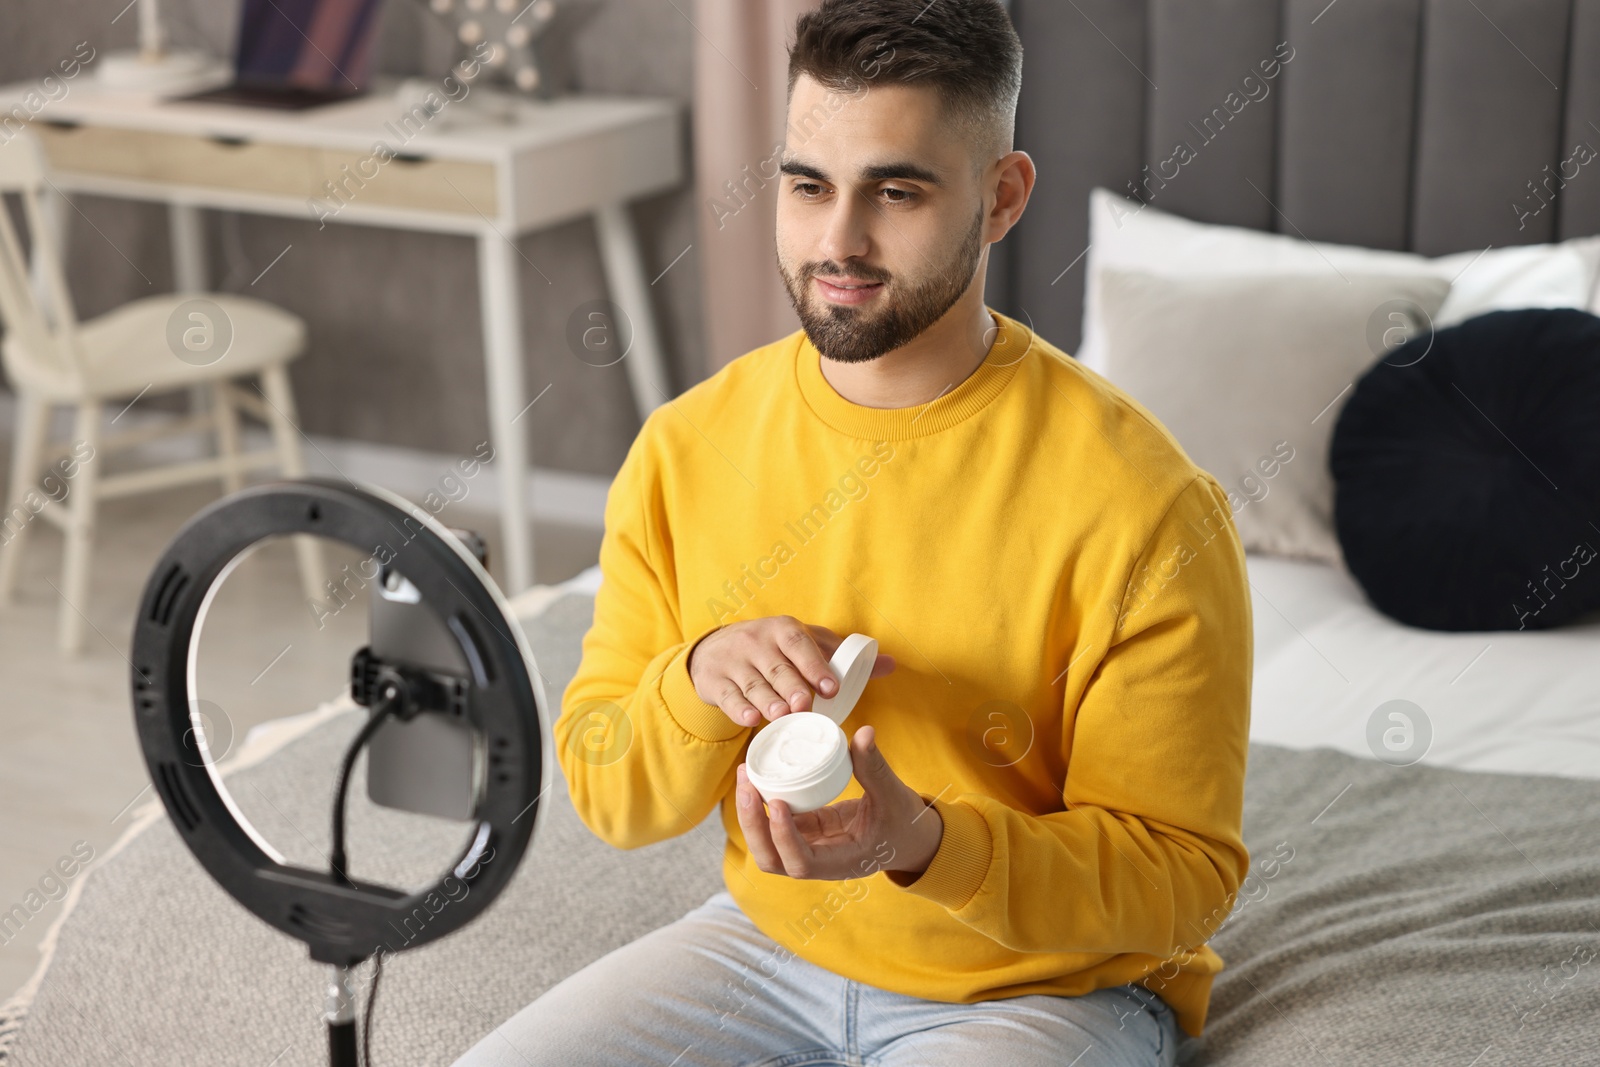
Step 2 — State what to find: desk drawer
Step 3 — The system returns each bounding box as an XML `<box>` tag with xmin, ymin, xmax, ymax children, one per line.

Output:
<box><xmin>33</xmin><ymin>124</ymin><xmax>500</xmax><ymax>218</ymax></box>
<box><xmin>34</xmin><ymin>123</ymin><xmax>325</xmax><ymax>199</ymax></box>
<box><xmin>313</xmin><ymin>149</ymin><xmax>497</xmax><ymax>216</ymax></box>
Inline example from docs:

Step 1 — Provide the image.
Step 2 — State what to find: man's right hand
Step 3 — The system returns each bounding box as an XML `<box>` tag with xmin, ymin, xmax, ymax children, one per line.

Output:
<box><xmin>687</xmin><ymin>617</ymin><xmax>897</xmax><ymax>728</ymax></box>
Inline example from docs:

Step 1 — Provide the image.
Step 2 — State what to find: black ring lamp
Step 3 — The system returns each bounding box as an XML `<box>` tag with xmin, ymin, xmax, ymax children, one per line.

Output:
<box><xmin>129</xmin><ymin>479</ymin><xmax>552</xmax><ymax>1066</ymax></box>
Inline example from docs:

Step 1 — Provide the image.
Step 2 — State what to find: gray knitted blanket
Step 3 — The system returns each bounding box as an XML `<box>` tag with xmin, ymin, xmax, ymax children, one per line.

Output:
<box><xmin>5</xmin><ymin>592</ymin><xmax>1597</xmax><ymax>1066</ymax></box>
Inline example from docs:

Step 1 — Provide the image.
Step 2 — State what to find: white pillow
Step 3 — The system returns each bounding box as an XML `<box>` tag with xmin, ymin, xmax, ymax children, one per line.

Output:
<box><xmin>1095</xmin><ymin>267</ymin><xmax>1453</xmax><ymax>565</ymax></box>
<box><xmin>1077</xmin><ymin>187</ymin><xmax>1600</xmax><ymax>373</ymax></box>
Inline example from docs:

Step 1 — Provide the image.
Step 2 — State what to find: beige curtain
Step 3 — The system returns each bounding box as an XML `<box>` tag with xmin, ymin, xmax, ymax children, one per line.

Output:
<box><xmin>693</xmin><ymin>0</ymin><xmax>823</xmax><ymax>375</ymax></box>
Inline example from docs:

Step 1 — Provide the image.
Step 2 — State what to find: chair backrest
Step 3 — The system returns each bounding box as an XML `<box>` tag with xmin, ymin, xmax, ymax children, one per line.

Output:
<box><xmin>0</xmin><ymin>128</ymin><xmax>83</xmax><ymax>383</ymax></box>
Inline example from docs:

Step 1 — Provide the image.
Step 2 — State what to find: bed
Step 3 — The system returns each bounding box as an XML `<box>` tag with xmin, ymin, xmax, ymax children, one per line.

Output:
<box><xmin>994</xmin><ymin>3</ymin><xmax>1600</xmax><ymax>1060</ymax></box>
<box><xmin>6</xmin><ymin>1</ymin><xmax>1600</xmax><ymax>1064</ymax></box>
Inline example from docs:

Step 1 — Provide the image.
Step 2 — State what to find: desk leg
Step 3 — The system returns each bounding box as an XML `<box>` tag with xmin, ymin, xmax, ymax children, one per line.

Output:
<box><xmin>594</xmin><ymin>202</ymin><xmax>671</xmax><ymax>423</ymax></box>
<box><xmin>169</xmin><ymin>204</ymin><xmax>208</xmax><ymax>293</ymax></box>
<box><xmin>477</xmin><ymin>230</ymin><xmax>533</xmax><ymax>594</ymax></box>
<box><xmin>169</xmin><ymin>204</ymin><xmax>211</xmax><ymax>419</ymax></box>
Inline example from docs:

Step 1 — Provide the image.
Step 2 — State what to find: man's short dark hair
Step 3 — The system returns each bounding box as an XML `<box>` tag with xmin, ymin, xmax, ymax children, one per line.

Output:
<box><xmin>787</xmin><ymin>0</ymin><xmax>1023</xmax><ymax>174</ymax></box>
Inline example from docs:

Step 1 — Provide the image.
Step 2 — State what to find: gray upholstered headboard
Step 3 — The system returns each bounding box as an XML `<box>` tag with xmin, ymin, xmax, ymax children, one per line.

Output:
<box><xmin>1000</xmin><ymin>0</ymin><xmax>1600</xmax><ymax>353</ymax></box>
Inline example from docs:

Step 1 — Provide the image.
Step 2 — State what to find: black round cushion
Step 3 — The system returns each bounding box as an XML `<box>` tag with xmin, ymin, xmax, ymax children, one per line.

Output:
<box><xmin>1330</xmin><ymin>307</ymin><xmax>1600</xmax><ymax>631</ymax></box>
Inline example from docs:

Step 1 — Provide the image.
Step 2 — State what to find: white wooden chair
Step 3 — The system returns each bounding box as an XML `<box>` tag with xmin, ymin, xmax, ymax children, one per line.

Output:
<box><xmin>0</xmin><ymin>130</ymin><xmax>324</xmax><ymax>654</ymax></box>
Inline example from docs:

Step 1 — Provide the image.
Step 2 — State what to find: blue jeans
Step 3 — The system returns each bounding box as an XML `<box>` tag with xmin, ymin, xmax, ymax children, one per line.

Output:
<box><xmin>451</xmin><ymin>889</ymin><xmax>1179</xmax><ymax>1066</ymax></box>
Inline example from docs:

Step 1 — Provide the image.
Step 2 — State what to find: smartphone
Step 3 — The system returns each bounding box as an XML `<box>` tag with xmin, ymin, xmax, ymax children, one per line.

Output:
<box><xmin>363</xmin><ymin>529</ymin><xmax>488</xmax><ymax>821</ymax></box>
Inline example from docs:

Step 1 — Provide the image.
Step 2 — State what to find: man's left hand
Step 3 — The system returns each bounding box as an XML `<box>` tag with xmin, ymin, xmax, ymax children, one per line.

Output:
<box><xmin>735</xmin><ymin>724</ymin><xmax>944</xmax><ymax>882</ymax></box>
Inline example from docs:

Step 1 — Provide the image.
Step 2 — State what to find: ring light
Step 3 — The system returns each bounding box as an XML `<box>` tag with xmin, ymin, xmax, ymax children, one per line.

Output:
<box><xmin>129</xmin><ymin>478</ymin><xmax>553</xmax><ymax>1065</ymax></box>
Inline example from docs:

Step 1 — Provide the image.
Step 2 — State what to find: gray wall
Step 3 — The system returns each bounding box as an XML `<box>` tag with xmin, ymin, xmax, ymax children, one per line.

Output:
<box><xmin>0</xmin><ymin>0</ymin><xmax>702</xmax><ymax>478</ymax></box>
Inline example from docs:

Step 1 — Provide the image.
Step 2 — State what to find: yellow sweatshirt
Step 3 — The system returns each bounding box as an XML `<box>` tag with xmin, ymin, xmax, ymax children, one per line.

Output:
<box><xmin>556</xmin><ymin>308</ymin><xmax>1253</xmax><ymax>1039</ymax></box>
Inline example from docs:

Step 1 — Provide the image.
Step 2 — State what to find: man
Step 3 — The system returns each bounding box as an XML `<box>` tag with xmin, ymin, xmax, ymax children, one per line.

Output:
<box><xmin>452</xmin><ymin>1</ymin><xmax>1252</xmax><ymax>1064</ymax></box>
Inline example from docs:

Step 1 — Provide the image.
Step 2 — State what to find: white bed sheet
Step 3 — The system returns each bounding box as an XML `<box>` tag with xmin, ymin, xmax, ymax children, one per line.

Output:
<box><xmin>1245</xmin><ymin>552</ymin><xmax>1600</xmax><ymax>781</ymax></box>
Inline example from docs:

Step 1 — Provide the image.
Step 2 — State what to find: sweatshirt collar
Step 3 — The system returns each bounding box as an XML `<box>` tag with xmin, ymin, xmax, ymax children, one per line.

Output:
<box><xmin>794</xmin><ymin>308</ymin><xmax>1030</xmax><ymax>440</ymax></box>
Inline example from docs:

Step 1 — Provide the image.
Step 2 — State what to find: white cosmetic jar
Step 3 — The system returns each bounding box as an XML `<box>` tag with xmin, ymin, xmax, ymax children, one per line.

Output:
<box><xmin>744</xmin><ymin>633</ymin><xmax>877</xmax><ymax>814</ymax></box>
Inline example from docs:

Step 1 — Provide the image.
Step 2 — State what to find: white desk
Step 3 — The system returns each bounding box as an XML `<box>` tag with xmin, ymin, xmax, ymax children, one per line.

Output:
<box><xmin>2</xmin><ymin>79</ymin><xmax>684</xmax><ymax>594</ymax></box>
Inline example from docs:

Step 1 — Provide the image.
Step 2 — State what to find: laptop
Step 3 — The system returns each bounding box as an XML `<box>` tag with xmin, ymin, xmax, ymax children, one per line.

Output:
<box><xmin>184</xmin><ymin>0</ymin><xmax>385</xmax><ymax>110</ymax></box>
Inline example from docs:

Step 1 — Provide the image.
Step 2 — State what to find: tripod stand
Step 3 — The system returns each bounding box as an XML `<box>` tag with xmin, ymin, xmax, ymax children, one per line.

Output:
<box><xmin>327</xmin><ymin>963</ymin><xmax>361</xmax><ymax>1067</ymax></box>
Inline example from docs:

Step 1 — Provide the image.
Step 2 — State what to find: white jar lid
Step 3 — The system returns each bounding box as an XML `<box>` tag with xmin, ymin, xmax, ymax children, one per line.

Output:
<box><xmin>809</xmin><ymin>633</ymin><xmax>877</xmax><ymax>726</ymax></box>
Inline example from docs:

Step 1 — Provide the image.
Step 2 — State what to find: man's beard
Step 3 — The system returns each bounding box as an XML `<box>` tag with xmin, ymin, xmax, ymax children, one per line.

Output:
<box><xmin>778</xmin><ymin>205</ymin><xmax>986</xmax><ymax>365</ymax></box>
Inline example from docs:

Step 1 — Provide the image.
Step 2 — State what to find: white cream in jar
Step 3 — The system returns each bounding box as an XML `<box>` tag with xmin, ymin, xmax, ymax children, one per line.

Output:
<box><xmin>744</xmin><ymin>633</ymin><xmax>877</xmax><ymax>814</ymax></box>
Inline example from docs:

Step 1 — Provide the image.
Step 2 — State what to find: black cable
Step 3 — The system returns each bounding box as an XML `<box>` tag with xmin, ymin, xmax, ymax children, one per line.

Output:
<box><xmin>362</xmin><ymin>950</ymin><xmax>384</xmax><ymax>1067</ymax></box>
<box><xmin>331</xmin><ymin>685</ymin><xmax>401</xmax><ymax>885</ymax></box>
<box><xmin>329</xmin><ymin>690</ymin><xmax>400</xmax><ymax>1065</ymax></box>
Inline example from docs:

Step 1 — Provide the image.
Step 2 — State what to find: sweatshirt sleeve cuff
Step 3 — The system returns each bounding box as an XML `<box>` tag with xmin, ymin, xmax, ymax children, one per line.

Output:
<box><xmin>657</xmin><ymin>626</ymin><xmax>749</xmax><ymax>743</ymax></box>
<box><xmin>885</xmin><ymin>794</ymin><xmax>992</xmax><ymax>911</ymax></box>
